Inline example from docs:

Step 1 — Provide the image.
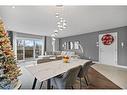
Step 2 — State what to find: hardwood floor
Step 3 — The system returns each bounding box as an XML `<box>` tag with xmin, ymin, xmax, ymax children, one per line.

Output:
<box><xmin>73</xmin><ymin>67</ymin><xmax>121</xmax><ymax>89</ymax></box>
<box><xmin>40</xmin><ymin>67</ymin><xmax>121</xmax><ymax>89</ymax></box>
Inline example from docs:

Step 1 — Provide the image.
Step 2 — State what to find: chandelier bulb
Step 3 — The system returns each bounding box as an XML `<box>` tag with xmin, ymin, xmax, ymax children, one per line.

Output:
<box><xmin>63</xmin><ymin>26</ymin><xmax>66</xmax><ymax>29</ymax></box>
<box><xmin>63</xmin><ymin>23</ymin><xmax>66</xmax><ymax>26</ymax></box>
<box><xmin>59</xmin><ymin>28</ymin><xmax>63</xmax><ymax>30</ymax></box>
<box><xmin>60</xmin><ymin>18</ymin><xmax>63</xmax><ymax>20</ymax></box>
<box><xmin>57</xmin><ymin>22</ymin><xmax>60</xmax><ymax>25</ymax></box>
<box><xmin>63</xmin><ymin>20</ymin><xmax>66</xmax><ymax>22</ymax></box>
<box><xmin>60</xmin><ymin>25</ymin><xmax>63</xmax><ymax>28</ymax></box>
<box><xmin>51</xmin><ymin>6</ymin><xmax>67</xmax><ymax>37</ymax></box>
<box><xmin>60</xmin><ymin>20</ymin><xmax>63</xmax><ymax>22</ymax></box>
<box><xmin>56</xmin><ymin>13</ymin><xmax>59</xmax><ymax>15</ymax></box>
<box><xmin>54</xmin><ymin>30</ymin><xmax>58</xmax><ymax>33</ymax></box>
<box><xmin>52</xmin><ymin>37</ymin><xmax>56</xmax><ymax>41</ymax></box>
<box><xmin>55</xmin><ymin>13</ymin><xmax>59</xmax><ymax>18</ymax></box>
<box><xmin>51</xmin><ymin>34</ymin><xmax>55</xmax><ymax>37</ymax></box>
<box><xmin>54</xmin><ymin>33</ymin><xmax>57</xmax><ymax>36</ymax></box>
<box><xmin>56</xmin><ymin>15</ymin><xmax>59</xmax><ymax>18</ymax></box>
<box><xmin>57</xmin><ymin>25</ymin><xmax>61</xmax><ymax>27</ymax></box>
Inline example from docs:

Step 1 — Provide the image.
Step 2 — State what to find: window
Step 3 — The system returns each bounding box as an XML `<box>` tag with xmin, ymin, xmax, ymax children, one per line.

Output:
<box><xmin>62</xmin><ymin>42</ymin><xmax>67</xmax><ymax>50</ymax></box>
<box><xmin>74</xmin><ymin>41</ymin><xmax>80</xmax><ymax>49</ymax></box>
<box><xmin>25</xmin><ymin>40</ymin><xmax>34</xmax><ymax>59</ymax></box>
<box><xmin>69</xmin><ymin>42</ymin><xmax>73</xmax><ymax>50</ymax></box>
<box><xmin>17</xmin><ymin>40</ymin><xmax>24</xmax><ymax>60</ymax></box>
<box><xmin>17</xmin><ymin>39</ymin><xmax>43</xmax><ymax>60</ymax></box>
<box><xmin>35</xmin><ymin>40</ymin><xmax>42</xmax><ymax>58</ymax></box>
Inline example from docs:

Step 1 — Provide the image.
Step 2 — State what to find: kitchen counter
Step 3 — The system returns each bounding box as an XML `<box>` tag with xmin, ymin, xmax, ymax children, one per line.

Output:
<box><xmin>92</xmin><ymin>64</ymin><xmax>127</xmax><ymax>89</ymax></box>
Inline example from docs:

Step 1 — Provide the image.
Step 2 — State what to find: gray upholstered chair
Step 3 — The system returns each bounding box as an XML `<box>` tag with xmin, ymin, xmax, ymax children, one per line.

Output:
<box><xmin>51</xmin><ymin>65</ymin><xmax>81</xmax><ymax>89</ymax></box>
<box><xmin>37</xmin><ymin>58</ymin><xmax>51</xmax><ymax>64</ymax></box>
<box><xmin>77</xmin><ymin>61</ymin><xmax>93</xmax><ymax>88</ymax></box>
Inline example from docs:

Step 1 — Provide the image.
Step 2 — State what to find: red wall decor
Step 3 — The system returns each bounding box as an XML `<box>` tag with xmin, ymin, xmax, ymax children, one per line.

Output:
<box><xmin>101</xmin><ymin>34</ymin><xmax>114</xmax><ymax>45</ymax></box>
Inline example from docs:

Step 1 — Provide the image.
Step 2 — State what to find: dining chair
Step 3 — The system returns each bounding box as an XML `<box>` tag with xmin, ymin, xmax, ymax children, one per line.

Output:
<box><xmin>37</xmin><ymin>58</ymin><xmax>51</xmax><ymax>64</ymax></box>
<box><xmin>51</xmin><ymin>65</ymin><xmax>82</xmax><ymax>89</ymax></box>
<box><xmin>77</xmin><ymin>60</ymin><xmax>93</xmax><ymax>88</ymax></box>
<box><xmin>56</xmin><ymin>56</ymin><xmax>63</xmax><ymax>60</ymax></box>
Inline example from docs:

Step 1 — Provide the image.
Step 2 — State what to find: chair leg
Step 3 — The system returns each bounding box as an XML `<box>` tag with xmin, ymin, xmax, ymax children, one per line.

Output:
<box><xmin>79</xmin><ymin>78</ymin><xmax>82</xmax><ymax>89</ymax></box>
<box><xmin>86</xmin><ymin>75</ymin><xmax>89</xmax><ymax>84</ymax></box>
<box><xmin>39</xmin><ymin>82</ymin><xmax>43</xmax><ymax>89</ymax></box>
<box><xmin>71</xmin><ymin>86</ymin><xmax>74</xmax><ymax>89</ymax></box>
<box><xmin>51</xmin><ymin>85</ymin><xmax>54</xmax><ymax>89</ymax></box>
<box><xmin>84</xmin><ymin>76</ymin><xmax>88</xmax><ymax>87</ymax></box>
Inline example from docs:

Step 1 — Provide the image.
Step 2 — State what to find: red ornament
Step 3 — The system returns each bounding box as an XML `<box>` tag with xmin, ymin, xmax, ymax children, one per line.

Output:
<box><xmin>101</xmin><ymin>34</ymin><xmax>114</xmax><ymax>45</ymax></box>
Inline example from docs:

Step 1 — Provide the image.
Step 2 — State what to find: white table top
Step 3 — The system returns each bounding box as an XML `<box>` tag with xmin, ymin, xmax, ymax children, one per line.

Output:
<box><xmin>26</xmin><ymin>59</ymin><xmax>90</xmax><ymax>82</ymax></box>
<box><xmin>92</xmin><ymin>64</ymin><xmax>127</xmax><ymax>89</ymax></box>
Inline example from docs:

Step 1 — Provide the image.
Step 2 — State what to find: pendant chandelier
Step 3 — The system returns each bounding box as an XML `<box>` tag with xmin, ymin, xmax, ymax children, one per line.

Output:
<box><xmin>51</xmin><ymin>5</ymin><xmax>67</xmax><ymax>40</ymax></box>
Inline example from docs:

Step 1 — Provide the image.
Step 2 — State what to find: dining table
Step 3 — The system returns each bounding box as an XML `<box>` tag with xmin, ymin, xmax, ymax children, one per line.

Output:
<box><xmin>26</xmin><ymin>59</ymin><xmax>91</xmax><ymax>89</ymax></box>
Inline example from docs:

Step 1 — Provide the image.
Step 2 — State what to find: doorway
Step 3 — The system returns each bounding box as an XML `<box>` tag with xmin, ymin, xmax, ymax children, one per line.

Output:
<box><xmin>99</xmin><ymin>32</ymin><xmax>117</xmax><ymax>66</ymax></box>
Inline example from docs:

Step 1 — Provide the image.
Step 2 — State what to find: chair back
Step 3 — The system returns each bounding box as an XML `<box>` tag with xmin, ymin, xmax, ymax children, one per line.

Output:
<box><xmin>37</xmin><ymin>59</ymin><xmax>51</xmax><ymax>64</ymax></box>
<box><xmin>78</xmin><ymin>61</ymin><xmax>92</xmax><ymax>78</ymax></box>
<box><xmin>62</xmin><ymin>65</ymin><xmax>82</xmax><ymax>88</ymax></box>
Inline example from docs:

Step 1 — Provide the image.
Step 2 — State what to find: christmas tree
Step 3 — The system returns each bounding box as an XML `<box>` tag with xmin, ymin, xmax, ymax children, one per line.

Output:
<box><xmin>0</xmin><ymin>19</ymin><xmax>21</xmax><ymax>89</ymax></box>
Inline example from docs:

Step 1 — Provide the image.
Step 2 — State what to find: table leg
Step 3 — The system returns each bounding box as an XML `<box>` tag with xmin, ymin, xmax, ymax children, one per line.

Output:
<box><xmin>47</xmin><ymin>79</ymin><xmax>50</xmax><ymax>89</ymax></box>
<box><xmin>32</xmin><ymin>78</ymin><xmax>37</xmax><ymax>89</ymax></box>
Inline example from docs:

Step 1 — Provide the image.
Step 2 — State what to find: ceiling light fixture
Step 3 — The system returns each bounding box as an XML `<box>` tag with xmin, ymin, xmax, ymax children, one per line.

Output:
<box><xmin>51</xmin><ymin>5</ymin><xmax>67</xmax><ymax>52</ymax></box>
<box><xmin>51</xmin><ymin>5</ymin><xmax>67</xmax><ymax>39</ymax></box>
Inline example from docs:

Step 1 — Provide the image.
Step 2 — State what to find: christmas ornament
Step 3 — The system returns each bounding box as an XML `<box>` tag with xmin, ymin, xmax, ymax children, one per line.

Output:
<box><xmin>101</xmin><ymin>34</ymin><xmax>114</xmax><ymax>45</ymax></box>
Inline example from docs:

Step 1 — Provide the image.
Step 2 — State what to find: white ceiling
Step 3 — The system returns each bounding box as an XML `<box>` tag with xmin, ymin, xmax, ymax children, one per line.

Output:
<box><xmin>0</xmin><ymin>6</ymin><xmax>127</xmax><ymax>38</ymax></box>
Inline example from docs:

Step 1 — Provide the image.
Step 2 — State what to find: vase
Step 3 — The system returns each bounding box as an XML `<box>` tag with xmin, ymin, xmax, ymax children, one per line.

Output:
<box><xmin>63</xmin><ymin>58</ymin><xmax>69</xmax><ymax>63</ymax></box>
